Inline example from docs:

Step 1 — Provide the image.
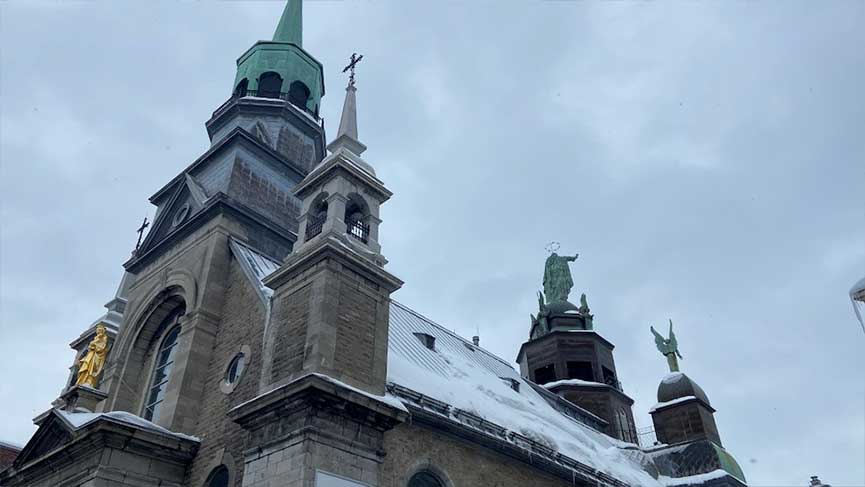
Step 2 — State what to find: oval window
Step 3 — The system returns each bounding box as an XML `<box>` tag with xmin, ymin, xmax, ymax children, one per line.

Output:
<box><xmin>224</xmin><ymin>352</ymin><xmax>246</xmax><ymax>385</ymax></box>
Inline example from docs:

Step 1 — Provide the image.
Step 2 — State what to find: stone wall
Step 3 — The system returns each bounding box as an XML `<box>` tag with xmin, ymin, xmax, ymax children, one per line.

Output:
<box><xmin>380</xmin><ymin>423</ymin><xmax>571</xmax><ymax>487</ymax></box>
<box><xmin>185</xmin><ymin>257</ymin><xmax>268</xmax><ymax>487</ymax></box>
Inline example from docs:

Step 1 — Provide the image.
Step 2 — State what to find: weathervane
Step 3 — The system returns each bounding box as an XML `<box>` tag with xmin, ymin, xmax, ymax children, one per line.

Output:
<box><xmin>134</xmin><ymin>216</ymin><xmax>149</xmax><ymax>254</ymax></box>
<box><xmin>342</xmin><ymin>52</ymin><xmax>364</xmax><ymax>87</ymax></box>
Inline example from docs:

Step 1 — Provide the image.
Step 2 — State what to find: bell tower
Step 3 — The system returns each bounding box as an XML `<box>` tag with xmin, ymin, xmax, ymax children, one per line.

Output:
<box><xmin>516</xmin><ymin>250</ymin><xmax>638</xmax><ymax>443</ymax></box>
<box><xmin>230</xmin><ymin>60</ymin><xmax>407</xmax><ymax>487</ymax></box>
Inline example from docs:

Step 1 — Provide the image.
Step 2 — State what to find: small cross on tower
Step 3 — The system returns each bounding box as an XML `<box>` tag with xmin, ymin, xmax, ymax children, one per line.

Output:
<box><xmin>133</xmin><ymin>216</ymin><xmax>149</xmax><ymax>254</ymax></box>
<box><xmin>342</xmin><ymin>52</ymin><xmax>364</xmax><ymax>87</ymax></box>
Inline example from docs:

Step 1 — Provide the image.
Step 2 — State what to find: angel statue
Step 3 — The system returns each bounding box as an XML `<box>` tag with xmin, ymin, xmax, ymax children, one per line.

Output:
<box><xmin>75</xmin><ymin>324</ymin><xmax>110</xmax><ymax>388</ymax></box>
<box><xmin>651</xmin><ymin>319</ymin><xmax>683</xmax><ymax>372</ymax></box>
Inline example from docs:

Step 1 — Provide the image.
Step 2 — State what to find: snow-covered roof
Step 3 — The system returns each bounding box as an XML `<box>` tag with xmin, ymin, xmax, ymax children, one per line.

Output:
<box><xmin>227</xmin><ymin>241</ymin><xmax>696</xmax><ymax>486</ymax></box>
<box><xmin>55</xmin><ymin>410</ymin><xmax>199</xmax><ymax>442</ymax></box>
<box><xmin>387</xmin><ymin>301</ymin><xmax>660</xmax><ymax>486</ymax></box>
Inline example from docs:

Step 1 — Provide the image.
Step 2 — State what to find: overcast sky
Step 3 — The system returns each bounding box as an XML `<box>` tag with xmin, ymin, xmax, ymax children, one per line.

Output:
<box><xmin>1</xmin><ymin>1</ymin><xmax>863</xmax><ymax>485</ymax></box>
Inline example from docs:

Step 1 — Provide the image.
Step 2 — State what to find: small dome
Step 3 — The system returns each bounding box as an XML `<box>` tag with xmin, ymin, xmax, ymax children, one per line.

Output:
<box><xmin>545</xmin><ymin>300</ymin><xmax>579</xmax><ymax>315</ymax></box>
<box><xmin>657</xmin><ymin>372</ymin><xmax>711</xmax><ymax>406</ymax></box>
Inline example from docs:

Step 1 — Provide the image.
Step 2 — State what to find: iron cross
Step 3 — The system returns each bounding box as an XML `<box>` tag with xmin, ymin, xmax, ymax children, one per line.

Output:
<box><xmin>134</xmin><ymin>216</ymin><xmax>150</xmax><ymax>253</ymax></box>
<box><xmin>342</xmin><ymin>53</ymin><xmax>364</xmax><ymax>87</ymax></box>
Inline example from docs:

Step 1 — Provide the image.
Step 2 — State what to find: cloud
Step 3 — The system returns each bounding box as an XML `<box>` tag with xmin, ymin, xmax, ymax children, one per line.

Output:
<box><xmin>1</xmin><ymin>1</ymin><xmax>863</xmax><ymax>485</ymax></box>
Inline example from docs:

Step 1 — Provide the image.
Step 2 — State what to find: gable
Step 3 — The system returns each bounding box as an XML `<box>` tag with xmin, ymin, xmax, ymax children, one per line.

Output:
<box><xmin>11</xmin><ymin>414</ymin><xmax>73</xmax><ymax>469</ymax></box>
<box><xmin>135</xmin><ymin>178</ymin><xmax>206</xmax><ymax>257</ymax></box>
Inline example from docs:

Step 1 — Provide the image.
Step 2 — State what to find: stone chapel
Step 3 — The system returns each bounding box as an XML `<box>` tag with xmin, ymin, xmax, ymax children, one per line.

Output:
<box><xmin>1</xmin><ymin>2</ymin><xmax>748</xmax><ymax>486</ymax></box>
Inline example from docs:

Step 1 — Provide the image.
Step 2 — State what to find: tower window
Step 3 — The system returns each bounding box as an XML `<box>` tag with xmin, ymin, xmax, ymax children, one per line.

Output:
<box><xmin>567</xmin><ymin>361</ymin><xmax>595</xmax><ymax>382</ymax></box>
<box><xmin>258</xmin><ymin>72</ymin><xmax>283</xmax><ymax>98</ymax></box>
<box><xmin>603</xmin><ymin>366</ymin><xmax>618</xmax><ymax>389</ymax></box>
<box><xmin>288</xmin><ymin>80</ymin><xmax>310</xmax><ymax>109</ymax></box>
<box><xmin>142</xmin><ymin>309</ymin><xmax>183</xmax><ymax>422</ymax></box>
<box><xmin>234</xmin><ymin>78</ymin><xmax>248</xmax><ymax>97</ymax></box>
<box><xmin>344</xmin><ymin>196</ymin><xmax>370</xmax><ymax>244</ymax></box>
<box><xmin>533</xmin><ymin>363</ymin><xmax>556</xmax><ymax>384</ymax></box>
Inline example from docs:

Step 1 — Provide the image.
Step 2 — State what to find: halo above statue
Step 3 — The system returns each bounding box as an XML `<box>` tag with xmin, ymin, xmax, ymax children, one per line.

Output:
<box><xmin>545</xmin><ymin>241</ymin><xmax>561</xmax><ymax>254</ymax></box>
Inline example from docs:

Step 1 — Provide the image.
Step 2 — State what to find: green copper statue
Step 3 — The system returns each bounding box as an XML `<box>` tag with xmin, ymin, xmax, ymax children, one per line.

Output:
<box><xmin>651</xmin><ymin>319</ymin><xmax>683</xmax><ymax>372</ymax></box>
<box><xmin>543</xmin><ymin>252</ymin><xmax>579</xmax><ymax>303</ymax></box>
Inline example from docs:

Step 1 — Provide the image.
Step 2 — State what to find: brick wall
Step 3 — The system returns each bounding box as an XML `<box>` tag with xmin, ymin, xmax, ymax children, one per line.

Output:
<box><xmin>381</xmin><ymin>423</ymin><xmax>571</xmax><ymax>487</ymax></box>
<box><xmin>186</xmin><ymin>257</ymin><xmax>267</xmax><ymax>487</ymax></box>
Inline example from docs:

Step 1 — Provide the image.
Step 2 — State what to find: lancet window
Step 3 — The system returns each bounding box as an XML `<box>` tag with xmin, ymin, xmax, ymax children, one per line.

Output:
<box><xmin>142</xmin><ymin>307</ymin><xmax>184</xmax><ymax>422</ymax></box>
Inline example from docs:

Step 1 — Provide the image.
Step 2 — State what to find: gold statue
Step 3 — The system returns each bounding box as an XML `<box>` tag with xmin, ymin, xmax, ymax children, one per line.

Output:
<box><xmin>75</xmin><ymin>324</ymin><xmax>109</xmax><ymax>388</ymax></box>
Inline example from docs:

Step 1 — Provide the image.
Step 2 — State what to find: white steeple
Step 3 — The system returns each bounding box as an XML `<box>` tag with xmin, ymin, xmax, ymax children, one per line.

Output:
<box><xmin>326</xmin><ymin>84</ymin><xmax>368</xmax><ymax>156</ymax></box>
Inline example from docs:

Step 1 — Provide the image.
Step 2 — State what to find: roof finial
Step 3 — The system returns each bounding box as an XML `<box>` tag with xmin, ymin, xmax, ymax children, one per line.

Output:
<box><xmin>273</xmin><ymin>0</ymin><xmax>302</xmax><ymax>46</ymax></box>
<box><xmin>326</xmin><ymin>53</ymin><xmax>367</xmax><ymax>156</ymax></box>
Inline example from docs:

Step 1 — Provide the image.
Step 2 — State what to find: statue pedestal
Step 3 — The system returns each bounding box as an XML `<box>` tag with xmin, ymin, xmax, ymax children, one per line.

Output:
<box><xmin>59</xmin><ymin>385</ymin><xmax>108</xmax><ymax>412</ymax></box>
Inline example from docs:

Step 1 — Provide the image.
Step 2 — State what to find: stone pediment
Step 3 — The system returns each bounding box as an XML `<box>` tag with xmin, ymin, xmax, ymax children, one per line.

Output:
<box><xmin>2</xmin><ymin>409</ymin><xmax>199</xmax><ymax>487</ymax></box>
<box><xmin>133</xmin><ymin>178</ymin><xmax>205</xmax><ymax>259</ymax></box>
<box><xmin>11</xmin><ymin>412</ymin><xmax>73</xmax><ymax>469</ymax></box>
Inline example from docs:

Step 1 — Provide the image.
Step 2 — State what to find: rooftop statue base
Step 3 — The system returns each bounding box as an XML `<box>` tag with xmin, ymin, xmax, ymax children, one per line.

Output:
<box><xmin>58</xmin><ymin>385</ymin><xmax>108</xmax><ymax>413</ymax></box>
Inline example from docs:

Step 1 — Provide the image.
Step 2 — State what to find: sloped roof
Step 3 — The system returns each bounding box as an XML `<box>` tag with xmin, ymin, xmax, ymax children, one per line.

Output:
<box><xmin>231</xmin><ymin>240</ymin><xmax>661</xmax><ymax>485</ymax></box>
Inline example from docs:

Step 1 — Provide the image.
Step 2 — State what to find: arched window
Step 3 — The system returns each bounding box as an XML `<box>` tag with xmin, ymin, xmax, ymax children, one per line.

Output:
<box><xmin>142</xmin><ymin>308</ymin><xmax>184</xmax><ymax>422</ymax></box>
<box><xmin>305</xmin><ymin>193</ymin><xmax>329</xmax><ymax>240</ymax></box>
<box><xmin>205</xmin><ymin>465</ymin><xmax>230</xmax><ymax>487</ymax></box>
<box><xmin>234</xmin><ymin>78</ymin><xmax>248</xmax><ymax>97</ymax></box>
<box><xmin>258</xmin><ymin>72</ymin><xmax>283</xmax><ymax>98</ymax></box>
<box><xmin>288</xmin><ymin>80</ymin><xmax>310</xmax><ymax>109</ymax></box>
<box><xmin>408</xmin><ymin>471</ymin><xmax>445</xmax><ymax>487</ymax></box>
<box><xmin>344</xmin><ymin>195</ymin><xmax>369</xmax><ymax>244</ymax></box>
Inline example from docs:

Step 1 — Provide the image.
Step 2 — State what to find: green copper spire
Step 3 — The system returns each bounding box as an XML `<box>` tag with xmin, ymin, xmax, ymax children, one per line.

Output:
<box><xmin>231</xmin><ymin>0</ymin><xmax>324</xmax><ymax>116</ymax></box>
<box><xmin>272</xmin><ymin>0</ymin><xmax>302</xmax><ymax>46</ymax></box>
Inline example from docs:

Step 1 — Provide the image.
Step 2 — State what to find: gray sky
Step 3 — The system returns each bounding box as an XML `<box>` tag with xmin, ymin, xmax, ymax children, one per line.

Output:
<box><xmin>1</xmin><ymin>1</ymin><xmax>863</xmax><ymax>485</ymax></box>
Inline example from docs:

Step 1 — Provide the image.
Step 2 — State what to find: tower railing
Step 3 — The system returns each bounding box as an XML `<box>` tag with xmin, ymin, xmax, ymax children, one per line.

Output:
<box><xmin>213</xmin><ymin>91</ymin><xmax>324</xmax><ymax>127</ymax></box>
<box><xmin>347</xmin><ymin>219</ymin><xmax>370</xmax><ymax>244</ymax></box>
<box><xmin>305</xmin><ymin>213</ymin><xmax>326</xmax><ymax>240</ymax></box>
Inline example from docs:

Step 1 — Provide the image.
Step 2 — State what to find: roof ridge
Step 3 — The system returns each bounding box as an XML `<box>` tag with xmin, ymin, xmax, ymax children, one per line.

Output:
<box><xmin>390</xmin><ymin>300</ymin><xmax>514</xmax><ymax>369</ymax></box>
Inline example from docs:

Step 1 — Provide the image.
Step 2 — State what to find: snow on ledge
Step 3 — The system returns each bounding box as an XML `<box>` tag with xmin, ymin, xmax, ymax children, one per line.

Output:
<box><xmin>660</xmin><ymin>469</ymin><xmax>728</xmax><ymax>486</ymax></box>
<box><xmin>543</xmin><ymin>378</ymin><xmax>608</xmax><ymax>389</ymax></box>
<box><xmin>55</xmin><ymin>409</ymin><xmax>199</xmax><ymax>442</ymax></box>
<box><xmin>649</xmin><ymin>395</ymin><xmax>698</xmax><ymax>413</ymax></box>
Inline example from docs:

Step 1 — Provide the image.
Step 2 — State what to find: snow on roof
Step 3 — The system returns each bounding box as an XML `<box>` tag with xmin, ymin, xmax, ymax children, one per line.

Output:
<box><xmin>55</xmin><ymin>410</ymin><xmax>199</xmax><ymax>442</ymax></box>
<box><xmin>543</xmin><ymin>378</ymin><xmax>608</xmax><ymax>389</ymax></box>
<box><xmin>387</xmin><ymin>301</ymin><xmax>660</xmax><ymax>486</ymax></box>
<box><xmin>233</xmin><ymin>241</ymin><xmax>660</xmax><ymax>485</ymax></box>
<box><xmin>662</xmin><ymin>372</ymin><xmax>685</xmax><ymax>384</ymax></box>
<box><xmin>660</xmin><ymin>469</ymin><xmax>728</xmax><ymax>486</ymax></box>
<box><xmin>649</xmin><ymin>395</ymin><xmax>698</xmax><ymax>413</ymax></box>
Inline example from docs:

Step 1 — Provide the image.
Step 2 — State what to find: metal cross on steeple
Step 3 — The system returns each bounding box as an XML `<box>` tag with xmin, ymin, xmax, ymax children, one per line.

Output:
<box><xmin>134</xmin><ymin>217</ymin><xmax>149</xmax><ymax>254</ymax></box>
<box><xmin>342</xmin><ymin>53</ymin><xmax>364</xmax><ymax>87</ymax></box>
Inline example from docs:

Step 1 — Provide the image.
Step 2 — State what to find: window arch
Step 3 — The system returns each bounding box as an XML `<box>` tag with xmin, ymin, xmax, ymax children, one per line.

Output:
<box><xmin>258</xmin><ymin>72</ymin><xmax>283</xmax><ymax>98</ymax></box>
<box><xmin>205</xmin><ymin>465</ymin><xmax>229</xmax><ymax>487</ymax></box>
<box><xmin>142</xmin><ymin>307</ymin><xmax>184</xmax><ymax>422</ymax></box>
<box><xmin>344</xmin><ymin>194</ymin><xmax>370</xmax><ymax>244</ymax></box>
<box><xmin>408</xmin><ymin>471</ymin><xmax>445</xmax><ymax>487</ymax></box>
<box><xmin>288</xmin><ymin>80</ymin><xmax>310</xmax><ymax>109</ymax></box>
<box><xmin>234</xmin><ymin>78</ymin><xmax>248</xmax><ymax>97</ymax></box>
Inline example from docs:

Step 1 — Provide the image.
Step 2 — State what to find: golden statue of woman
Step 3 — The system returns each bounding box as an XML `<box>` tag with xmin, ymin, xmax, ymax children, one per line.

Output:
<box><xmin>75</xmin><ymin>324</ymin><xmax>110</xmax><ymax>388</ymax></box>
